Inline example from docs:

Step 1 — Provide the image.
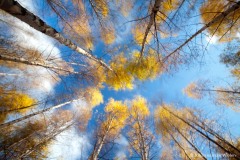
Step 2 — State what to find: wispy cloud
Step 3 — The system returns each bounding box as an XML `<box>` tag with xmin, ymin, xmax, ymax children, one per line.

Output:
<box><xmin>205</xmin><ymin>35</ymin><xmax>218</xmax><ymax>44</ymax></box>
<box><xmin>0</xmin><ymin>8</ymin><xmax>63</xmax><ymax>97</ymax></box>
<box><xmin>47</xmin><ymin>127</ymin><xmax>91</xmax><ymax>160</ymax></box>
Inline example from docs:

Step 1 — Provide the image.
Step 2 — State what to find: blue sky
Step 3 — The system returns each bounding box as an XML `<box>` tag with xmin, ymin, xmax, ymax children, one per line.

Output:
<box><xmin>1</xmin><ymin>0</ymin><xmax>240</xmax><ymax>159</ymax></box>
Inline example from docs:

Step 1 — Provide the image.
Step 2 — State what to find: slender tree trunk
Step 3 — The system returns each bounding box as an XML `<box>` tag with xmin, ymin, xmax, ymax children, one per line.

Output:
<box><xmin>88</xmin><ymin>117</ymin><xmax>114</xmax><ymax>160</ymax></box>
<box><xmin>0</xmin><ymin>99</ymin><xmax>79</xmax><ymax>129</ymax></box>
<box><xmin>139</xmin><ymin>0</ymin><xmax>163</xmax><ymax>56</ymax></box>
<box><xmin>162</xmin><ymin>106</ymin><xmax>240</xmax><ymax>159</ymax></box>
<box><xmin>170</xmin><ymin>123</ymin><xmax>207</xmax><ymax>160</ymax></box>
<box><xmin>163</xmin><ymin>1</ymin><xmax>240</xmax><ymax>62</ymax></box>
<box><xmin>0</xmin><ymin>0</ymin><xmax>112</xmax><ymax>71</ymax></box>
<box><xmin>0</xmin><ymin>54</ymin><xmax>80</xmax><ymax>74</ymax></box>
<box><xmin>136</xmin><ymin>116</ymin><xmax>148</xmax><ymax>160</ymax></box>
<box><xmin>19</xmin><ymin>122</ymin><xmax>74</xmax><ymax>159</ymax></box>
<box><xmin>200</xmin><ymin>89</ymin><xmax>240</xmax><ymax>94</ymax></box>
<box><xmin>162</xmin><ymin>123</ymin><xmax>192</xmax><ymax>160</ymax></box>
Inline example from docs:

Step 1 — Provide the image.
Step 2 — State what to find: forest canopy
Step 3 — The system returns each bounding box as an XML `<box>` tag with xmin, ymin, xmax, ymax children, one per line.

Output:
<box><xmin>0</xmin><ymin>0</ymin><xmax>239</xmax><ymax>159</ymax></box>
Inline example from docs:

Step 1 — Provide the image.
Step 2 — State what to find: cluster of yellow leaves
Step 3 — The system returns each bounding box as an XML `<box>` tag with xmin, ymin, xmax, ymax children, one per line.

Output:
<box><xmin>0</xmin><ymin>89</ymin><xmax>36</xmax><ymax>115</ymax></box>
<box><xmin>200</xmin><ymin>0</ymin><xmax>240</xmax><ymax>42</ymax></box>
<box><xmin>155</xmin><ymin>0</ymin><xmax>179</xmax><ymax>24</ymax></box>
<box><xmin>127</xmin><ymin>50</ymin><xmax>162</xmax><ymax>80</ymax></box>
<box><xmin>102</xmin><ymin>98</ymin><xmax>128</xmax><ymax>136</ymax></box>
<box><xmin>183</xmin><ymin>82</ymin><xmax>202</xmax><ymax>99</ymax></box>
<box><xmin>154</xmin><ymin>104</ymin><xmax>192</xmax><ymax>140</ymax></box>
<box><xmin>101</xmin><ymin>26</ymin><xmax>116</xmax><ymax>44</ymax></box>
<box><xmin>106</xmin><ymin>53</ymin><xmax>134</xmax><ymax>90</ymax></box>
<box><xmin>132</xmin><ymin>25</ymin><xmax>153</xmax><ymax>45</ymax></box>
<box><xmin>94</xmin><ymin>0</ymin><xmax>109</xmax><ymax>18</ymax></box>
<box><xmin>154</xmin><ymin>104</ymin><xmax>202</xmax><ymax>159</ymax></box>
<box><xmin>83</xmin><ymin>87</ymin><xmax>104</xmax><ymax>107</ymax></box>
<box><xmin>215</xmin><ymin>87</ymin><xmax>239</xmax><ymax>111</ymax></box>
<box><xmin>106</xmin><ymin>51</ymin><xmax>162</xmax><ymax>90</ymax></box>
<box><xmin>129</xmin><ymin>96</ymin><xmax>149</xmax><ymax>119</ymax></box>
<box><xmin>162</xmin><ymin>0</ymin><xmax>179</xmax><ymax>11</ymax></box>
<box><xmin>64</xmin><ymin>0</ymin><xmax>94</xmax><ymax>49</ymax></box>
<box><xmin>231</xmin><ymin>68</ymin><xmax>240</xmax><ymax>80</ymax></box>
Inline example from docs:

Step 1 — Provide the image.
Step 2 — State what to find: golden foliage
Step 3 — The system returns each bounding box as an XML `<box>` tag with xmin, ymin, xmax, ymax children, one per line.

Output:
<box><xmin>106</xmin><ymin>53</ymin><xmax>134</xmax><ymax>90</ymax></box>
<box><xmin>162</xmin><ymin>0</ymin><xmax>179</xmax><ymax>11</ymax></box>
<box><xmin>94</xmin><ymin>0</ymin><xmax>109</xmax><ymax>18</ymax></box>
<box><xmin>200</xmin><ymin>0</ymin><xmax>240</xmax><ymax>42</ymax></box>
<box><xmin>127</xmin><ymin>50</ymin><xmax>162</xmax><ymax>80</ymax></box>
<box><xmin>101</xmin><ymin>26</ymin><xmax>116</xmax><ymax>44</ymax></box>
<box><xmin>154</xmin><ymin>104</ymin><xmax>192</xmax><ymax>139</ymax></box>
<box><xmin>215</xmin><ymin>87</ymin><xmax>240</xmax><ymax>110</ymax></box>
<box><xmin>102</xmin><ymin>98</ymin><xmax>128</xmax><ymax>135</ymax></box>
<box><xmin>231</xmin><ymin>68</ymin><xmax>240</xmax><ymax>80</ymax></box>
<box><xmin>0</xmin><ymin>89</ymin><xmax>36</xmax><ymax>115</ymax></box>
<box><xmin>65</xmin><ymin>16</ymin><xmax>94</xmax><ymax>49</ymax></box>
<box><xmin>132</xmin><ymin>25</ymin><xmax>153</xmax><ymax>45</ymax></box>
<box><xmin>183</xmin><ymin>82</ymin><xmax>202</xmax><ymax>99</ymax></box>
<box><xmin>83</xmin><ymin>87</ymin><xmax>104</xmax><ymax>107</ymax></box>
<box><xmin>129</xmin><ymin>96</ymin><xmax>150</xmax><ymax>119</ymax></box>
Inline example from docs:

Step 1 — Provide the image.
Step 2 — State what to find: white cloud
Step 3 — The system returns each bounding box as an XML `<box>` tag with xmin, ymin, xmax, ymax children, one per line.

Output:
<box><xmin>47</xmin><ymin>127</ymin><xmax>91</xmax><ymax>160</ymax></box>
<box><xmin>0</xmin><ymin>9</ymin><xmax>63</xmax><ymax>95</ymax></box>
<box><xmin>205</xmin><ymin>35</ymin><xmax>219</xmax><ymax>44</ymax></box>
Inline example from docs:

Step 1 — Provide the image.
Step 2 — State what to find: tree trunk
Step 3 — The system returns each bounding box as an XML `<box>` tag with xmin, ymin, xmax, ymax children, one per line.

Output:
<box><xmin>0</xmin><ymin>0</ymin><xmax>112</xmax><ymax>71</ymax></box>
<box><xmin>162</xmin><ymin>123</ymin><xmax>192</xmax><ymax>160</ymax></box>
<box><xmin>170</xmin><ymin>122</ymin><xmax>207</xmax><ymax>160</ymax></box>
<box><xmin>200</xmin><ymin>89</ymin><xmax>240</xmax><ymax>94</ymax></box>
<box><xmin>163</xmin><ymin>1</ymin><xmax>240</xmax><ymax>62</ymax></box>
<box><xmin>0</xmin><ymin>99</ymin><xmax>79</xmax><ymax>129</ymax></box>
<box><xmin>136</xmin><ymin>116</ymin><xmax>148</xmax><ymax>160</ymax></box>
<box><xmin>139</xmin><ymin>0</ymin><xmax>163</xmax><ymax>56</ymax></box>
<box><xmin>19</xmin><ymin>122</ymin><xmax>74</xmax><ymax>159</ymax></box>
<box><xmin>88</xmin><ymin>116</ymin><xmax>114</xmax><ymax>160</ymax></box>
<box><xmin>162</xmin><ymin>106</ymin><xmax>240</xmax><ymax>159</ymax></box>
<box><xmin>0</xmin><ymin>52</ymin><xmax>80</xmax><ymax>75</ymax></box>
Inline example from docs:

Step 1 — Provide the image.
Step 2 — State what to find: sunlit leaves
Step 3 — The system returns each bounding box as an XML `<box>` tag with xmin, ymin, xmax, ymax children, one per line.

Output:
<box><xmin>94</xmin><ymin>0</ymin><xmax>109</xmax><ymax>18</ymax></box>
<box><xmin>215</xmin><ymin>87</ymin><xmax>240</xmax><ymax>110</ymax></box>
<box><xmin>106</xmin><ymin>53</ymin><xmax>134</xmax><ymax>90</ymax></box>
<box><xmin>200</xmin><ymin>0</ymin><xmax>240</xmax><ymax>42</ymax></box>
<box><xmin>183</xmin><ymin>82</ymin><xmax>202</xmax><ymax>99</ymax></box>
<box><xmin>129</xmin><ymin>96</ymin><xmax>149</xmax><ymax>119</ymax></box>
<box><xmin>132</xmin><ymin>25</ymin><xmax>153</xmax><ymax>45</ymax></box>
<box><xmin>101</xmin><ymin>26</ymin><xmax>116</xmax><ymax>45</ymax></box>
<box><xmin>127</xmin><ymin>50</ymin><xmax>162</xmax><ymax>80</ymax></box>
<box><xmin>102</xmin><ymin>98</ymin><xmax>128</xmax><ymax>136</ymax></box>
<box><xmin>127</xmin><ymin>96</ymin><xmax>155</xmax><ymax>159</ymax></box>
<box><xmin>0</xmin><ymin>88</ymin><xmax>36</xmax><ymax>123</ymax></box>
<box><xmin>104</xmin><ymin>99</ymin><xmax>128</xmax><ymax>127</ymax></box>
<box><xmin>83</xmin><ymin>87</ymin><xmax>104</xmax><ymax>107</ymax></box>
<box><xmin>154</xmin><ymin>104</ymin><xmax>192</xmax><ymax>140</ymax></box>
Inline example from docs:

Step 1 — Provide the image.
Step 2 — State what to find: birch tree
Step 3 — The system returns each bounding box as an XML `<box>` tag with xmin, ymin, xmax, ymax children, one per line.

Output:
<box><xmin>0</xmin><ymin>0</ymin><xmax>112</xmax><ymax>71</ymax></box>
<box><xmin>183</xmin><ymin>81</ymin><xmax>240</xmax><ymax>111</ymax></box>
<box><xmin>155</xmin><ymin>104</ymin><xmax>240</xmax><ymax>159</ymax></box>
<box><xmin>88</xmin><ymin>98</ymin><xmax>128</xmax><ymax>160</ymax></box>
<box><xmin>127</xmin><ymin>96</ymin><xmax>157</xmax><ymax>160</ymax></box>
